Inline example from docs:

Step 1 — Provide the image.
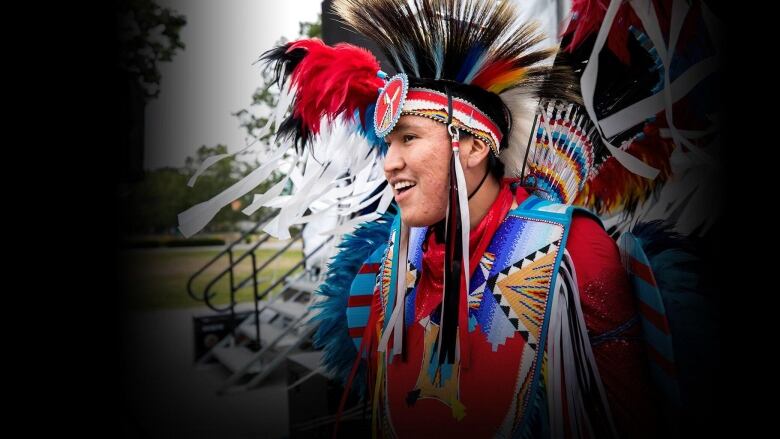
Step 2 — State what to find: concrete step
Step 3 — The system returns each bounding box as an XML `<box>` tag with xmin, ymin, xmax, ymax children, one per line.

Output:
<box><xmin>238</xmin><ymin>321</ymin><xmax>301</xmax><ymax>348</ymax></box>
<box><xmin>212</xmin><ymin>345</ymin><xmax>263</xmax><ymax>374</ymax></box>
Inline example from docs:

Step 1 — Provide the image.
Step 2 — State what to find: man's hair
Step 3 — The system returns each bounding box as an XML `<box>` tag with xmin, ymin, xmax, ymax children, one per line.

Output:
<box><xmin>408</xmin><ymin>77</ymin><xmax>511</xmax><ymax>180</ymax></box>
<box><xmin>456</xmin><ymin>131</ymin><xmax>506</xmax><ymax>180</ymax></box>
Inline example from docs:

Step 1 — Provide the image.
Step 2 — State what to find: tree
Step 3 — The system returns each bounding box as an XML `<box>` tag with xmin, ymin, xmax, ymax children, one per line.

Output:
<box><xmin>117</xmin><ymin>0</ymin><xmax>187</xmax><ymax>102</ymax></box>
<box><xmin>233</xmin><ymin>15</ymin><xmax>322</xmax><ymax>141</ymax></box>
<box><xmin>116</xmin><ymin>0</ymin><xmax>186</xmax><ymax>183</ymax></box>
<box><xmin>121</xmin><ymin>15</ymin><xmax>324</xmax><ymax>236</ymax></box>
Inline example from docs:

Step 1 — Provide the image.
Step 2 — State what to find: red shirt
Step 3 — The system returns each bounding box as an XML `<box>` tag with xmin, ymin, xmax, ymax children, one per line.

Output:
<box><xmin>368</xmin><ymin>180</ymin><xmax>659</xmax><ymax>437</ymax></box>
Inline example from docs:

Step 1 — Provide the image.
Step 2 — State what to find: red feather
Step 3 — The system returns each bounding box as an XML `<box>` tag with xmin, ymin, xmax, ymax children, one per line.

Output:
<box><xmin>471</xmin><ymin>59</ymin><xmax>514</xmax><ymax>89</ymax></box>
<box><xmin>575</xmin><ymin>120</ymin><xmax>675</xmax><ymax>215</ymax></box>
<box><xmin>286</xmin><ymin>39</ymin><xmax>384</xmax><ymax>137</ymax></box>
<box><xmin>563</xmin><ymin>0</ymin><xmax>647</xmax><ymax>66</ymax></box>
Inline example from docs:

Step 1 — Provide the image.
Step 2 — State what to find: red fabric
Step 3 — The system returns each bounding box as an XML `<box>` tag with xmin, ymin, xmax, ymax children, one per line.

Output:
<box><xmin>384</xmin><ymin>308</ymin><xmax>529</xmax><ymax>437</ymax></box>
<box><xmin>566</xmin><ymin>213</ymin><xmax>663</xmax><ymax>438</ymax></box>
<box><xmin>366</xmin><ymin>182</ymin><xmax>660</xmax><ymax>437</ymax></box>
<box><xmin>413</xmin><ymin>178</ymin><xmax>518</xmax><ymax>325</ymax></box>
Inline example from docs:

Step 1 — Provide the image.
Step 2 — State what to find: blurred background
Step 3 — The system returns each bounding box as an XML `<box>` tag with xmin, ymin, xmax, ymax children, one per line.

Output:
<box><xmin>116</xmin><ymin>1</ymin><xmax>389</xmax><ymax>437</ymax></box>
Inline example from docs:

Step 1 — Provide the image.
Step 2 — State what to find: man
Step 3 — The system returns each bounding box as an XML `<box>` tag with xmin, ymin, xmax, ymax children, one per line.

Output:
<box><xmin>297</xmin><ymin>2</ymin><xmax>661</xmax><ymax>437</ymax></box>
<box><xmin>178</xmin><ymin>0</ymin><xmax>676</xmax><ymax>436</ymax></box>
<box><xmin>346</xmin><ymin>115</ymin><xmax>659</xmax><ymax>437</ymax></box>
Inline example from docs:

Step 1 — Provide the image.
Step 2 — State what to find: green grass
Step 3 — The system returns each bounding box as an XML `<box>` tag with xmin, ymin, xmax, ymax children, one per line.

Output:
<box><xmin>119</xmin><ymin>247</ymin><xmax>304</xmax><ymax>310</ymax></box>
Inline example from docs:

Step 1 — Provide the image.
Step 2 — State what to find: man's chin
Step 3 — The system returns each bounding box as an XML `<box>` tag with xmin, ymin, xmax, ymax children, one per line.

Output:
<box><xmin>400</xmin><ymin>212</ymin><xmax>445</xmax><ymax>228</ymax></box>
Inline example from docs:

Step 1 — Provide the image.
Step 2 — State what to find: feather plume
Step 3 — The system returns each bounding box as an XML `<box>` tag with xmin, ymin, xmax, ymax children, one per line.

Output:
<box><xmin>260</xmin><ymin>39</ymin><xmax>384</xmax><ymax>148</ymax></box>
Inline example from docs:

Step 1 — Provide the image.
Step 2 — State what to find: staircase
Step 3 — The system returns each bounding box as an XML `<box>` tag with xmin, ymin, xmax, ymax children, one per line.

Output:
<box><xmin>187</xmin><ymin>215</ymin><xmax>333</xmax><ymax>393</ymax></box>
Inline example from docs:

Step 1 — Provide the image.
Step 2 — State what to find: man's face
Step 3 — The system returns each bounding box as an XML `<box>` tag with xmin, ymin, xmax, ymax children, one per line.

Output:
<box><xmin>383</xmin><ymin>115</ymin><xmax>456</xmax><ymax>227</ymax></box>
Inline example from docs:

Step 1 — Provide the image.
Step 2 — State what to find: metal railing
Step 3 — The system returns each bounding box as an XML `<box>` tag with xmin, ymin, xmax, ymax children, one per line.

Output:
<box><xmin>187</xmin><ymin>216</ymin><xmax>332</xmax><ymax>346</ymax></box>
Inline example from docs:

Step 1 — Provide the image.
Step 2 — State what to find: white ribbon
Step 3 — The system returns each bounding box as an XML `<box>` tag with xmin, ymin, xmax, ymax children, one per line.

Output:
<box><xmin>377</xmin><ymin>223</ymin><xmax>410</xmax><ymax>357</ymax></box>
<box><xmin>580</xmin><ymin>0</ymin><xmax>720</xmax><ymax>179</ymax></box>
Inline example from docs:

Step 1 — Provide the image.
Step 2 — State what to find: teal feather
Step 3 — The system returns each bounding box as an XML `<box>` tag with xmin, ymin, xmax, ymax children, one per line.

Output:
<box><xmin>311</xmin><ymin>211</ymin><xmax>395</xmax><ymax>399</ymax></box>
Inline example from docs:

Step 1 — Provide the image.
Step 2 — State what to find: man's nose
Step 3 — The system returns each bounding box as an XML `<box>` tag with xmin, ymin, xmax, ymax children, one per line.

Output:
<box><xmin>383</xmin><ymin>142</ymin><xmax>404</xmax><ymax>175</ymax></box>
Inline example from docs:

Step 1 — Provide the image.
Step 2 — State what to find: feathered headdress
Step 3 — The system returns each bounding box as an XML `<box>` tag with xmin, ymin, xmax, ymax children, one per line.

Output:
<box><xmin>178</xmin><ymin>0</ymin><xmax>590</xmax><ymax>373</ymax></box>
<box><xmin>179</xmin><ymin>0</ymin><xmax>590</xmax><ymax>239</ymax></box>
<box><xmin>335</xmin><ymin>0</ymin><xmax>580</xmax><ymax>173</ymax></box>
<box><xmin>260</xmin><ymin>39</ymin><xmax>385</xmax><ymax>149</ymax></box>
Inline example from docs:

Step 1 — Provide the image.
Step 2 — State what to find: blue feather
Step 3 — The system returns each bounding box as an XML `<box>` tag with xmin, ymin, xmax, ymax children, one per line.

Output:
<box><xmin>456</xmin><ymin>45</ymin><xmax>488</xmax><ymax>84</ymax></box>
<box><xmin>631</xmin><ymin>221</ymin><xmax>691</xmax><ymax>261</ymax></box>
<box><xmin>402</xmin><ymin>41</ymin><xmax>420</xmax><ymax>77</ymax></box>
<box><xmin>353</xmin><ymin>106</ymin><xmax>388</xmax><ymax>155</ymax></box>
<box><xmin>629</xmin><ymin>26</ymin><xmax>665</xmax><ymax>95</ymax></box>
<box><xmin>387</xmin><ymin>47</ymin><xmax>406</xmax><ymax>74</ymax></box>
<box><xmin>311</xmin><ymin>212</ymin><xmax>395</xmax><ymax>400</ymax></box>
<box><xmin>432</xmin><ymin>39</ymin><xmax>444</xmax><ymax>79</ymax></box>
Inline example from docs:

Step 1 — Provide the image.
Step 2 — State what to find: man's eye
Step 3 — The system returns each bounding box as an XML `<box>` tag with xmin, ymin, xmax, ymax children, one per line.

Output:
<box><xmin>403</xmin><ymin>135</ymin><xmax>416</xmax><ymax>143</ymax></box>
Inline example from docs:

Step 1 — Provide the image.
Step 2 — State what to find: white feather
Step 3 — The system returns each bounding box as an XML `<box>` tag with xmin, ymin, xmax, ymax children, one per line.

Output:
<box><xmin>497</xmin><ymin>89</ymin><xmax>539</xmax><ymax>178</ymax></box>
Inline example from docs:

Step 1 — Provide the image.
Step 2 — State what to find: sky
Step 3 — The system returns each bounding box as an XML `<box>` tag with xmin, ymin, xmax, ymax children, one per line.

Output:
<box><xmin>144</xmin><ymin>0</ymin><xmax>323</xmax><ymax>170</ymax></box>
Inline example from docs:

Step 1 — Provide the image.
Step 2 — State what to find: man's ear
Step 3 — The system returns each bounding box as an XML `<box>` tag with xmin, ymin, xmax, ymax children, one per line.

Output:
<box><xmin>466</xmin><ymin>136</ymin><xmax>491</xmax><ymax>170</ymax></box>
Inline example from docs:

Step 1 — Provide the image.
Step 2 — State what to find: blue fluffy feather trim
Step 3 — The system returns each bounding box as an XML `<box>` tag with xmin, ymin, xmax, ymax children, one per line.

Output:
<box><xmin>311</xmin><ymin>212</ymin><xmax>395</xmax><ymax>400</ymax></box>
